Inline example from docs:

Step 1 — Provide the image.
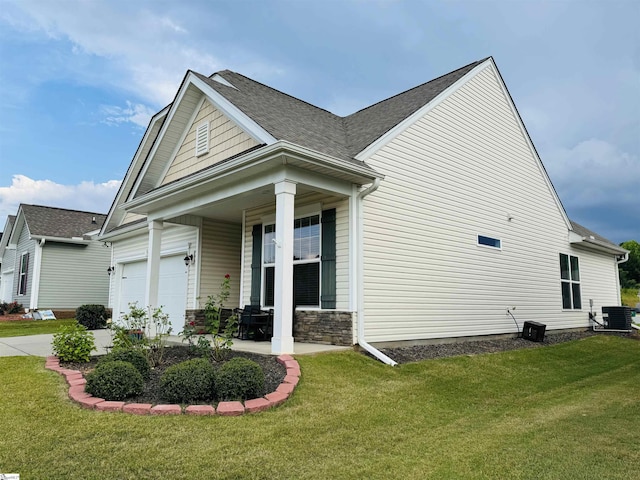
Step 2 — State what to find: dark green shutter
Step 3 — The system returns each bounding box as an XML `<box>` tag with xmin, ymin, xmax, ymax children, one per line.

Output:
<box><xmin>250</xmin><ymin>224</ymin><xmax>262</xmax><ymax>305</ymax></box>
<box><xmin>321</xmin><ymin>208</ymin><xmax>336</xmax><ymax>309</ymax></box>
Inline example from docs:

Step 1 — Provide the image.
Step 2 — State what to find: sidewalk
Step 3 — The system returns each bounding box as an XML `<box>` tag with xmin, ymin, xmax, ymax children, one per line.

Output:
<box><xmin>0</xmin><ymin>330</ymin><xmax>350</xmax><ymax>357</ymax></box>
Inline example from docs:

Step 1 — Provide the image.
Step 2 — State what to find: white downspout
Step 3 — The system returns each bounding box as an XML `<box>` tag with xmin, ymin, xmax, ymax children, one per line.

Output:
<box><xmin>357</xmin><ymin>178</ymin><xmax>397</xmax><ymax>366</ymax></box>
<box><xmin>616</xmin><ymin>252</ymin><xmax>629</xmax><ymax>305</ymax></box>
<box><xmin>30</xmin><ymin>238</ymin><xmax>45</xmax><ymax>310</ymax></box>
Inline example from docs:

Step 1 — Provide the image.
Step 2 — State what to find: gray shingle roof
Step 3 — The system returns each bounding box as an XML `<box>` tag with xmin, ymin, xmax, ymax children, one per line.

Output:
<box><xmin>570</xmin><ymin>220</ymin><xmax>625</xmax><ymax>252</ymax></box>
<box><xmin>21</xmin><ymin>205</ymin><xmax>106</xmax><ymax>239</ymax></box>
<box><xmin>194</xmin><ymin>58</ymin><xmax>486</xmax><ymax>164</ymax></box>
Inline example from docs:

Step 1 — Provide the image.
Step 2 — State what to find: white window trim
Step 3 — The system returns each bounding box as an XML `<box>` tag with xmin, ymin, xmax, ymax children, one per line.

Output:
<box><xmin>560</xmin><ymin>253</ymin><xmax>582</xmax><ymax>310</ymax></box>
<box><xmin>195</xmin><ymin>121</ymin><xmax>210</xmax><ymax>157</ymax></box>
<box><xmin>18</xmin><ymin>251</ymin><xmax>28</xmax><ymax>296</ymax></box>
<box><xmin>477</xmin><ymin>234</ymin><xmax>502</xmax><ymax>250</ymax></box>
<box><xmin>261</xmin><ymin>211</ymin><xmax>322</xmax><ymax>308</ymax></box>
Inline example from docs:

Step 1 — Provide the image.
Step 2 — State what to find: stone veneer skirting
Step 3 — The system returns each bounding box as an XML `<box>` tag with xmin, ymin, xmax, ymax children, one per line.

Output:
<box><xmin>184</xmin><ymin>309</ymin><xmax>353</xmax><ymax>346</ymax></box>
<box><xmin>293</xmin><ymin>310</ymin><xmax>353</xmax><ymax>346</ymax></box>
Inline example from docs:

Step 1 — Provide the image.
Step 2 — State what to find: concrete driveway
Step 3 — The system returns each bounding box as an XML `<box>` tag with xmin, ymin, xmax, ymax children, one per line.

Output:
<box><xmin>0</xmin><ymin>329</ymin><xmax>113</xmax><ymax>357</ymax></box>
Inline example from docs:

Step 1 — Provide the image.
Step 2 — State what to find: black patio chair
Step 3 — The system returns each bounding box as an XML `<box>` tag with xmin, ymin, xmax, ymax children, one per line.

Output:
<box><xmin>234</xmin><ymin>305</ymin><xmax>273</xmax><ymax>341</ymax></box>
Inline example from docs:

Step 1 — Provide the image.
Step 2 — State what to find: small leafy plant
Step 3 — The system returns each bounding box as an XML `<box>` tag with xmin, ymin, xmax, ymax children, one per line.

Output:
<box><xmin>51</xmin><ymin>323</ymin><xmax>96</xmax><ymax>362</ymax></box>
<box><xmin>202</xmin><ymin>274</ymin><xmax>238</xmax><ymax>361</ymax></box>
<box><xmin>110</xmin><ymin>302</ymin><xmax>172</xmax><ymax>367</ymax></box>
<box><xmin>0</xmin><ymin>301</ymin><xmax>24</xmax><ymax>315</ymax></box>
<box><xmin>85</xmin><ymin>361</ymin><xmax>144</xmax><ymax>401</ymax></box>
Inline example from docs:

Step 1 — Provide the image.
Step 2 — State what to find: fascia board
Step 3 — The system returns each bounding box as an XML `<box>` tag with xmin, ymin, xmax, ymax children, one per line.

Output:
<box><xmin>123</xmin><ymin>141</ymin><xmax>382</xmax><ymax>211</ymax></box>
<box><xmin>29</xmin><ymin>235</ymin><xmax>91</xmax><ymax>245</ymax></box>
<box><xmin>7</xmin><ymin>207</ymin><xmax>26</xmax><ymax>246</ymax></box>
<box><xmin>189</xmin><ymin>75</ymin><xmax>277</xmax><ymax>145</ymax></box>
<box><xmin>99</xmin><ymin>222</ymin><xmax>147</xmax><ymax>241</ymax></box>
<box><xmin>100</xmin><ymin>106</ymin><xmax>170</xmax><ymax>236</ymax></box>
<box><xmin>355</xmin><ymin>60</ymin><xmax>491</xmax><ymax>162</ymax></box>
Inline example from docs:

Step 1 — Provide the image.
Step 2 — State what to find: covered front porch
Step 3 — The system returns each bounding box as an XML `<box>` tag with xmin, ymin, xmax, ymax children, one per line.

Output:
<box><xmin>121</xmin><ymin>141</ymin><xmax>381</xmax><ymax>354</ymax></box>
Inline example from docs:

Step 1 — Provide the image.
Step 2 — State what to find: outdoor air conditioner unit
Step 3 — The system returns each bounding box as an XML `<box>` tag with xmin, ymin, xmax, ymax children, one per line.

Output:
<box><xmin>521</xmin><ymin>321</ymin><xmax>546</xmax><ymax>342</ymax></box>
<box><xmin>601</xmin><ymin>307</ymin><xmax>632</xmax><ymax>330</ymax></box>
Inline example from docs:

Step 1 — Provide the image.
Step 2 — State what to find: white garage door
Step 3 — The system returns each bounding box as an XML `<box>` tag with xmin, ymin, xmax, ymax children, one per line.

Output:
<box><xmin>119</xmin><ymin>255</ymin><xmax>188</xmax><ymax>334</ymax></box>
<box><xmin>0</xmin><ymin>271</ymin><xmax>13</xmax><ymax>303</ymax></box>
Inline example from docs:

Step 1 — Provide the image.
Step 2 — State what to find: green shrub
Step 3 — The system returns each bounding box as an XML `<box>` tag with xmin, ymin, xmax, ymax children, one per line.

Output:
<box><xmin>0</xmin><ymin>301</ymin><xmax>24</xmax><ymax>315</ymax></box>
<box><xmin>51</xmin><ymin>323</ymin><xmax>96</xmax><ymax>362</ymax></box>
<box><xmin>160</xmin><ymin>358</ymin><xmax>216</xmax><ymax>404</ymax></box>
<box><xmin>75</xmin><ymin>304</ymin><xmax>107</xmax><ymax>330</ymax></box>
<box><xmin>85</xmin><ymin>361</ymin><xmax>144</xmax><ymax>401</ymax></box>
<box><xmin>215</xmin><ymin>357</ymin><xmax>264</xmax><ymax>401</ymax></box>
<box><xmin>97</xmin><ymin>349</ymin><xmax>150</xmax><ymax>380</ymax></box>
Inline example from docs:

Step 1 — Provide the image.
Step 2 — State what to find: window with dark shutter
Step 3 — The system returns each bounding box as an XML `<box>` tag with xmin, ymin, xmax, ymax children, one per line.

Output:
<box><xmin>250</xmin><ymin>224</ymin><xmax>262</xmax><ymax>305</ymax></box>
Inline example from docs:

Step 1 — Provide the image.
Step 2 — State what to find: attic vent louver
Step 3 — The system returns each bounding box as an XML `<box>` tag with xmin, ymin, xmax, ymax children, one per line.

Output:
<box><xmin>195</xmin><ymin>122</ymin><xmax>209</xmax><ymax>157</ymax></box>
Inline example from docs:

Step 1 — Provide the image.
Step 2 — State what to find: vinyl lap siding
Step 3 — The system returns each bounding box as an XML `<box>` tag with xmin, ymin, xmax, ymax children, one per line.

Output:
<box><xmin>198</xmin><ymin>219</ymin><xmax>242</xmax><ymax>309</ymax></box>
<box><xmin>241</xmin><ymin>193</ymin><xmax>350</xmax><ymax>310</ymax></box>
<box><xmin>38</xmin><ymin>242</ymin><xmax>110</xmax><ymax>309</ymax></box>
<box><xmin>362</xmin><ymin>65</ymin><xmax>620</xmax><ymax>342</ymax></box>
<box><xmin>161</xmin><ymin>99</ymin><xmax>259</xmax><ymax>185</ymax></box>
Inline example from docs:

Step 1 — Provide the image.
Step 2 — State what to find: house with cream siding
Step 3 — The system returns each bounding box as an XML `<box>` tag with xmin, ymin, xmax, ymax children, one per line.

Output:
<box><xmin>3</xmin><ymin>205</ymin><xmax>110</xmax><ymax>313</ymax></box>
<box><xmin>100</xmin><ymin>57</ymin><xmax>628</xmax><ymax>361</ymax></box>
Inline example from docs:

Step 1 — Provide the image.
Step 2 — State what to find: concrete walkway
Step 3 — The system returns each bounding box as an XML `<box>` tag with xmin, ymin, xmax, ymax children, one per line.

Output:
<box><xmin>0</xmin><ymin>329</ymin><xmax>351</xmax><ymax>357</ymax></box>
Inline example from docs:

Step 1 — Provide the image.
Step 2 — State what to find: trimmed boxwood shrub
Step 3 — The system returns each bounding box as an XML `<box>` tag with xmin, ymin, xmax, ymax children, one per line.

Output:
<box><xmin>76</xmin><ymin>304</ymin><xmax>108</xmax><ymax>330</ymax></box>
<box><xmin>160</xmin><ymin>358</ymin><xmax>216</xmax><ymax>404</ymax></box>
<box><xmin>216</xmin><ymin>357</ymin><xmax>264</xmax><ymax>401</ymax></box>
<box><xmin>85</xmin><ymin>361</ymin><xmax>144</xmax><ymax>401</ymax></box>
<box><xmin>97</xmin><ymin>349</ymin><xmax>150</xmax><ymax>380</ymax></box>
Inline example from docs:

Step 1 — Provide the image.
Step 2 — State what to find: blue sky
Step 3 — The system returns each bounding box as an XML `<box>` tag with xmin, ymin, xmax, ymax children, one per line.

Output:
<box><xmin>0</xmin><ymin>0</ymin><xmax>638</xmax><ymax>243</ymax></box>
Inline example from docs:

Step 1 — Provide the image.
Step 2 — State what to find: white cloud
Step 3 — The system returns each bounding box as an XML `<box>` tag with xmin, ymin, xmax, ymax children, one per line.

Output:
<box><xmin>100</xmin><ymin>101</ymin><xmax>156</xmax><ymax>128</ymax></box>
<box><xmin>1</xmin><ymin>0</ymin><xmax>285</xmax><ymax>107</ymax></box>
<box><xmin>544</xmin><ymin>139</ymin><xmax>640</xmax><ymax>209</ymax></box>
<box><xmin>0</xmin><ymin>175</ymin><xmax>120</xmax><ymax>228</ymax></box>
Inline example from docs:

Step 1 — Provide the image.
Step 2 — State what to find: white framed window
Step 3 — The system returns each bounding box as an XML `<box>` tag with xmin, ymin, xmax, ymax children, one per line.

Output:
<box><xmin>18</xmin><ymin>252</ymin><xmax>29</xmax><ymax>296</ymax></box>
<box><xmin>560</xmin><ymin>253</ymin><xmax>581</xmax><ymax>309</ymax></box>
<box><xmin>263</xmin><ymin>213</ymin><xmax>321</xmax><ymax>308</ymax></box>
<box><xmin>477</xmin><ymin>235</ymin><xmax>501</xmax><ymax>249</ymax></box>
<box><xmin>195</xmin><ymin>121</ymin><xmax>209</xmax><ymax>156</ymax></box>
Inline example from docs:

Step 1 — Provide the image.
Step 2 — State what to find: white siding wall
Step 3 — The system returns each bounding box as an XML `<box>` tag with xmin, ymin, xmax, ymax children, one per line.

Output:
<box><xmin>38</xmin><ymin>241</ymin><xmax>110</xmax><ymax>309</ymax></box>
<box><xmin>241</xmin><ymin>193</ymin><xmax>350</xmax><ymax>310</ymax></box>
<box><xmin>109</xmin><ymin>224</ymin><xmax>198</xmax><ymax>310</ymax></box>
<box><xmin>161</xmin><ymin>99</ymin><xmax>259</xmax><ymax>185</ymax></box>
<box><xmin>362</xmin><ymin>65</ymin><xmax>621</xmax><ymax>342</ymax></box>
<box><xmin>198</xmin><ymin>219</ymin><xmax>242</xmax><ymax>309</ymax></box>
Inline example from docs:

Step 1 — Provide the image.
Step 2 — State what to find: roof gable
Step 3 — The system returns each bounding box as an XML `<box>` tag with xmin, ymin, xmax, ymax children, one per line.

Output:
<box><xmin>18</xmin><ymin>205</ymin><xmax>106</xmax><ymax>240</ymax></box>
<box><xmin>0</xmin><ymin>215</ymin><xmax>16</xmax><ymax>252</ymax></box>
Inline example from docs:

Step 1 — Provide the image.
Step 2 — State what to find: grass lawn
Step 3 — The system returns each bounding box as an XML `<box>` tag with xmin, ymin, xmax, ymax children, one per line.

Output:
<box><xmin>621</xmin><ymin>288</ymin><xmax>639</xmax><ymax>308</ymax></box>
<box><xmin>0</xmin><ymin>318</ymin><xmax>76</xmax><ymax>337</ymax></box>
<box><xmin>1</xmin><ymin>335</ymin><xmax>639</xmax><ymax>479</ymax></box>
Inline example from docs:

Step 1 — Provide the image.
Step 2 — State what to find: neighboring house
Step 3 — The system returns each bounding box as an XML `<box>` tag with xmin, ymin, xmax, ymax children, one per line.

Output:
<box><xmin>3</xmin><ymin>204</ymin><xmax>110</xmax><ymax>312</ymax></box>
<box><xmin>100</xmin><ymin>56</ymin><xmax>628</xmax><ymax>359</ymax></box>
<box><xmin>0</xmin><ymin>215</ymin><xmax>17</xmax><ymax>303</ymax></box>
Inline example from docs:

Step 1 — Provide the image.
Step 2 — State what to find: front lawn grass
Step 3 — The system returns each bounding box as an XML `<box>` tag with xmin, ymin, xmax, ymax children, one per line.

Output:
<box><xmin>0</xmin><ymin>318</ymin><xmax>76</xmax><ymax>337</ymax></box>
<box><xmin>1</xmin><ymin>335</ymin><xmax>639</xmax><ymax>479</ymax></box>
<box><xmin>621</xmin><ymin>287</ymin><xmax>639</xmax><ymax>307</ymax></box>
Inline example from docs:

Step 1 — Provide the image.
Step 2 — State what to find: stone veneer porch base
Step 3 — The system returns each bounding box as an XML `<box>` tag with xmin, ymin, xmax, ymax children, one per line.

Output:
<box><xmin>45</xmin><ymin>355</ymin><xmax>300</xmax><ymax>416</ymax></box>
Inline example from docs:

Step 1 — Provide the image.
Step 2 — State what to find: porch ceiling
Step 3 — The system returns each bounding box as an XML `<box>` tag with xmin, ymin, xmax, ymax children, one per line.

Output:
<box><xmin>123</xmin><ymin>142</ymin><xmax>380</xmax><ymax>223</ymax></box>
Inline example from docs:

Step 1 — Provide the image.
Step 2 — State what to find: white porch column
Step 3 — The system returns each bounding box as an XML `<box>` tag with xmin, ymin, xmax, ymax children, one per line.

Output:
<box><xmin>271</xmin><ymin>180</ymin><xmax>296</xmax><ymax>354</ymax></box>
<box><xmin>145</xmin><ymin>220</ymin><xmax>163</xmax><ymax>311</ymax></box>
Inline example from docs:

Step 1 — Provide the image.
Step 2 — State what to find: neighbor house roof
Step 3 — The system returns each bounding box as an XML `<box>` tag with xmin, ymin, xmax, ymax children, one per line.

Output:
<box><xmin>20</xmin><ymin>205</ymin><xmax>107</xmax><ymax>240</ymax></box>
<box><xmin>0</xmin><ymin>215</ymin><xmax>16</xmax><ymax>252</ymax></box>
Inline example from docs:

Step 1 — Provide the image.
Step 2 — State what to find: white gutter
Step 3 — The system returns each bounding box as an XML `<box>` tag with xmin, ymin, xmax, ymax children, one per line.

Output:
<box><xmin>356</xmin><ymin>178</ymin><xmax>397</xmax><ymax>366</ymax></box>
<box><xmin>617</xmin><ymin>252</ymin><xmax>629</xmax><ymax>264</ymax></box>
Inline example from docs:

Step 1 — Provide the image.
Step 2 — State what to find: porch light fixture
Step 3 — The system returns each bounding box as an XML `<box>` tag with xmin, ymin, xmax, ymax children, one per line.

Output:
<box><xmin>184</xmin><ymin>254</ymin><xmax>194</xmax><ymax>266</ymax></box>
<box><xmin>107</xmin><ymin>266</ymin><xmax>115</xmax><ymax>276</ymax></box>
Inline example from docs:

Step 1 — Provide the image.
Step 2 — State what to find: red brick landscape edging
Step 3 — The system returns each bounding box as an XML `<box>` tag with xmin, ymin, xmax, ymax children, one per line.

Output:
<box><xmin>44</xmin><ymin>354</ymin><xmax>300</xmax><ymax>416</ymax></box>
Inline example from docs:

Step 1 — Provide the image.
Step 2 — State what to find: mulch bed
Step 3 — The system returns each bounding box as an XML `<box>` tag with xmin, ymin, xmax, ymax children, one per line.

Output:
<box><xmin>0</xmin><ymin>314</ymin><xmax>31</xmax><ymax>322</ymax></box>
<box><xmin>378</xmin><ymin>330</ymin><xmax>637</xmax><ymax>364</ymax></box>
<box><xmin>61</xmin><ymin>346</ymin><xmax>286</xmax><ymax>405</ymax></box>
